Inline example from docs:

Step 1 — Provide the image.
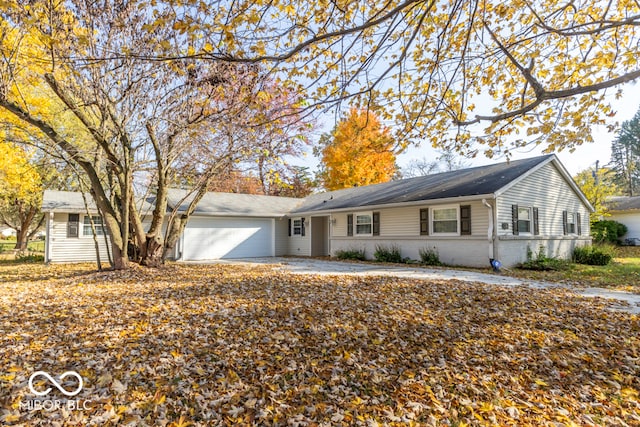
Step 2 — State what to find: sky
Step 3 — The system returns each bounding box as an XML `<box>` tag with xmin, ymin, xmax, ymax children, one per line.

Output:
<box><xmin>292</xmin><ymin>82</ymin><xmax>640</xmax><ymax>178</ymax></box>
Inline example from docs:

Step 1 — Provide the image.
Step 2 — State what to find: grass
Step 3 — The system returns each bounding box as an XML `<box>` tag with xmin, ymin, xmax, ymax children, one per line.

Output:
<box><xmin>0</xmin><ymin>239</ymin><xmax>45</xmax><ymax>262</ymax></box>
<box><xmin>0</xmin><ymin>262</ymin><xmax>638</xmax><ymax>426</ymax></box>
<box><xmin>0</xmin><ymin>239</ymin><xmax>45</xmax><ymax>253</ymax></box>
<box><xmin>506</xmin><ymin>246</ymin><xmax>640</xmax><ymax>293</ymax></box>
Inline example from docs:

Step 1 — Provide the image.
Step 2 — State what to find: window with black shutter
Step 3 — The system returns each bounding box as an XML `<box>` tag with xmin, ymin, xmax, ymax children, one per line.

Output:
<box><xmin>347</xmin><ymin>214</ymin><xmax>353</xmax><ymax>236</ymax></box>
<box><xmin>419</xmin><ymin>208</ymin><xmax>429</xmax><ymax>235</ymax></box>
<box><xmin>460</xmin><ymin>205</ymin><xmax>471</xmax><ymax>235</ymax></box>
<box><xmin>372</xmin><ymin>212</ymin><xmax>380</xmax><ymax>236</ymax></box>
<box><xmin>577</xmin><ymin>213</ymin><xmax>582</xmax><ymax>235</ymax></box>
<box><xmin>533</xmin><ymin>207</ymin><xmax>540</xmax><ymax>235</ymax></box>
<box><xmin>67</xmin><ymin>214</ymin><xmax>79</xmax><ymax>238</ymax></box>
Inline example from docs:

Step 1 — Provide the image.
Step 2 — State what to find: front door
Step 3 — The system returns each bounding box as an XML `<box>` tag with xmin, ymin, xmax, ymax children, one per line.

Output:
<box><xmin>311</xmin><ymin>216</ymin><xmax>330</xmax><ymax>256</ymax></box>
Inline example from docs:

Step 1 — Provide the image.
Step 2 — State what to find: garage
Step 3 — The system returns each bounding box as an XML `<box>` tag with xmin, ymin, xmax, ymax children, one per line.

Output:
<box><xmin>181</xmin><ymin>216</ymin><xmax>274</xmax><ymax>260</ymax></box>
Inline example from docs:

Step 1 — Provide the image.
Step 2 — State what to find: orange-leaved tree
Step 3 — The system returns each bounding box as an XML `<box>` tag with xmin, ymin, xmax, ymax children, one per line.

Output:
<box><xmin>317</xmin><ymin>108</ymin><xmax>398</xmax><ymax>190</ymax></box>
<box><xmin>0</xmin><ymin>141</ymin><xmax>42</xmax><ymax>250</ymax></box>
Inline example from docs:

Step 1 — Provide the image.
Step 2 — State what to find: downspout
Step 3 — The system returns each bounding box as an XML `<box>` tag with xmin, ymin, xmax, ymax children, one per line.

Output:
<box><xmin>45</xmin><ymin>211</ymin><xmax>53</xmax><ymax>263</ymax></box>
<box><xmin>482</xmin><ymin>199</ymin><xmax>498</xmax><ymax>269</ymax></box>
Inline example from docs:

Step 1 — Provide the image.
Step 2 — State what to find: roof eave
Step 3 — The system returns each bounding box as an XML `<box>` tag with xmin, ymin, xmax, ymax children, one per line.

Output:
<box><xmin>291</xmin><ymin>193</ymin><xmax>497</xmax><ymax>216</ymax></box>
<box><xmin>187</xmin><ymin>212</ymin><xmax>289</xmax><ymax>218</ymax></box>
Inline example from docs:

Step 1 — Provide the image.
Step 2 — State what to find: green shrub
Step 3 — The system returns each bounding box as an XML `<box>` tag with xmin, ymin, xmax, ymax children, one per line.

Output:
<box><xmin>591</xmin><ymin>220</ymin><xmax>628</xmax><ymax>244</ymax></box>
<box><xmin>15</xmin><ymin>252</ymin><xmax>45</xmax><ymax>263</ymax></box>
<box><xmin>419</xmin><ymin>247</ymin><xmax>442</xmax><ymax>266</ymax></box>
<box><xmin>519</xmin><ymin>245</ymin><xmax>569</xmax><ymax>271</ymax></box>
<box><xmin>373</xmin><ymin>245</ymin><xmax>403</xmax><ymax>263</ymax></box>
<box><xmin>334</xmin><ymin>248</ymin><xmax>366</xmax><ymax>261</ymax></box>
<box><xmin>572</xmin><ymin>245</ymin><xmax>614</xmax><ymax>266</ymax></box>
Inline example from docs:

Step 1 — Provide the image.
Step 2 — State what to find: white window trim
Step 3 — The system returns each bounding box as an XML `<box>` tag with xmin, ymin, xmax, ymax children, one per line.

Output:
<box><xmin>355</xmin><ymin>211</ymin><xmax>373</xmax><ymax>236</ymax></box>
<box><xmin>567</xmin><ymin>212</ymin><xmax>577</xmax><ymax>235</ymax></box>
<box><xmin>292</xmin><ymin>218</ymin><xmax>303</xmax><ymax>236</ymax></box>
<box><xmin>431</xmin><ymin>205</ymin><xmax>460</xmax><ymax>236</ymax></box>
<box><xmin>82</xmin><ymin>215</ymin><xmax>106</xmax><ymax>237</ymax></box>
<box><xmin>517</xmin><ymin>206</ymin><xmax>533</xmax><ymax>236</ymax></box>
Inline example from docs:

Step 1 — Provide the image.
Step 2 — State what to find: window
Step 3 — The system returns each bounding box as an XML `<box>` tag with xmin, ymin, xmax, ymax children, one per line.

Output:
<box><xmin>432</xmin><ymin>207</ymin><xmax>458</xmax><ymax>234</ymax></box>
<box><xmin>292</xmin><ymin>219</ymin><xmax>302</xmax><ymax>236</ymax></box>
<box><xmin>517</xmin><ymin>207</ymin><xmax>531</xmax><ymax>234</ymax></box>
<box><xmin>83</xmin><ymin>215</ymin><xmax>106</xmax><ymax>236</ymax></box>
<box><xmin>567</xmin><ymin>213</ymin><xmax>576</xmax><ymax>234</ymax></box>
<box><xmin>563</xmin><ymin>211</ymin><xmax>581</xmax><ymax>235</ymax></box>
<box><xmin>356</xmin><ymin>213</ymin><xmax>372</xmax><ymax>235</ymax></box>
<box><xmin>67</xmin><ymin>214</ymin><xmax>79</xmax><ymax>238</ymax></box>
<box><xmin>512</xmin><ymin>205</ymin><xmax>539</xmax><ymax>236</ymax></box>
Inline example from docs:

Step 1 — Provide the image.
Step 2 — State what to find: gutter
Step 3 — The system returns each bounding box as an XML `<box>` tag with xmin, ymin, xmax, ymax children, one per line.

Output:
<box><xmin>292</xmin><ymin>193</ymin><xmax>496</xmax><ymax>217</ymax></box>
<box><xmin>482</xmin><ymin>198</ymin><xmax>497</xmax><ymax>267</ymax></box>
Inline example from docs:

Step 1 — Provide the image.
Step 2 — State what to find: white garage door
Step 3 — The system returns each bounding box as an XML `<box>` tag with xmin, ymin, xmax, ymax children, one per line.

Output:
<box><xmin>182</xmin><ymin>217</ymin><xmax>273</xmax><ymax>260</ymax></box>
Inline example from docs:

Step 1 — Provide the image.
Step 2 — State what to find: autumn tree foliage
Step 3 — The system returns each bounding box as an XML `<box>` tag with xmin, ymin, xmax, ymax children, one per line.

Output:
<box><xmin>317</xmin><ymin>108</ymin><xmax>398</xmax><ymax>190</ymax></box>
<box><xmin>0</xmin><ymin>2</ymin><xmax>310</xmax><ymax>269</ymax></box>
<box><xmin>610</xmin><ymin>107</ymin><xmax>640</xmax><ymax>196</ymax></box>
<box><xmin>111</xmin><ymin>0</ymin><xmax>640</xmax><ymax>158</ymax></box>
<box><xmin>573</xmin><ymin>166</ymin><xmax>620</xmax><ymax>221</ymax></box>
<box><xmin>0</xmin><ymin>142</ymin><xmax>43</xmax><ymax>250</ymax></box>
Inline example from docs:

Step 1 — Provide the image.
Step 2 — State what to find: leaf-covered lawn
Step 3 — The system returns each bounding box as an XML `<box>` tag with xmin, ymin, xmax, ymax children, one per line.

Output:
<box><xmin>502</xmin><ymin>247</ymin><xmax>640</xmax><ymax>293</ymax></box>
<box><xmin>1</xmin><ymin>263</ymin><xmax>639</xmax><ymax>426</ymax></box>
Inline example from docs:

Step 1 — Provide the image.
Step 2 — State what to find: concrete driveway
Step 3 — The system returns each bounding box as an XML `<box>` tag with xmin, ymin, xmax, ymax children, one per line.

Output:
<box><xmin>206</xmin><ymin>257</ymin><xmax>640</xmax><ymax>314</ymax></box>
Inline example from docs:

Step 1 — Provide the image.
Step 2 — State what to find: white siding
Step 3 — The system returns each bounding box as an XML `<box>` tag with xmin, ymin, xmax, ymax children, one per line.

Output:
<box><xmin>495</xmin><ymin>162</ymin><xmax>592</xmax><ymax>266</ymax></box>
<box><xmin>331</xmin><ymin>213</ymin><xmax>349</xmax><ymax>237</ymax></box>
<box><xmin>379</xmin><ymin>207</ymin><xmax>419</xmax><ymax>236</ymax></box>
<box><xmin>609</xmin><ymin>212</ymin><xmax>640</xmax><ymax>240</ymax></box>
<box><xmin>324</xmin><ymin>200</ymin><xmax>492</xmax><ymax>267</ymax></box>
<box><xmin>497</xmin><ymin>162</ymin><xmax>590</xmax><ymax>237</ymax></box>
<box><xmin>47</xmin><ymin>213</ymin><xmax>112</xmax><ymax>263</ymax></box>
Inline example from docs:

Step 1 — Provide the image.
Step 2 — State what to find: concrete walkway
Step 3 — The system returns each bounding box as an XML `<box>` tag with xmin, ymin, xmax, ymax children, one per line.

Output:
<box><xmin>210</xmin><ymin>257</ymin><xmax>640</xmax><ymax>314</ymax></box>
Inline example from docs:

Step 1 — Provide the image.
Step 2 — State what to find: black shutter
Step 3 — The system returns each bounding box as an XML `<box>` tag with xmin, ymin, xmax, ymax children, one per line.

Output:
<box><xmin>533</xmin><ymin>207</ymin><xmax>540</xmax><ymax>236</ymax></box>
<box><xmin>460</xmin><ymin>205</ymin><xmax>471</xmax><ymax>235</ymax></box>
<box><xmin>347</xmin><ymin>214</ymin><xmax>353</xmax><ymax>236</ymax></box>
<box><xmin>288</xmin><ymin>218</ymin><xmax>291</xmax><ymax>236</ymax></box>
<box><xmin>511</xmin><ymin>205</ymin><xmax>519</xmax><ymax>235</ymax></box>
<box><xmin>577</xmin><ymin>213</ymin><xmax>582</xmax><ymax>235</ymax></box>
<box><xmin>562</xmin><ymin>210</ymin><xmax>568</xmax><ymax>235</ymax></box>
<box><xmin>373</xmin><ymin>212</ymin><xmax>380</xmax><ymax>236</ymax></box>
<box><xmin>301</xmin><ymin>218</ymin><xmax>306</xmax><ymax>236</ymax></box>
<box><xmin>420</xmin><ymin>208</ymin><xmax>429</xmax><ymax>236</ymax></box>
<box><xmin>67</xmin><ymin>213</ymin><xmax>79</xmax><ymax>238</ymax></box>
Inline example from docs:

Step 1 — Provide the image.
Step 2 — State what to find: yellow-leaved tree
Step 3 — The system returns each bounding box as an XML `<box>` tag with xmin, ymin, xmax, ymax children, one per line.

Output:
<box><xmin>573</xmin><ymin>167</ymin><xmax>621</xmax><ymax>221</ymax></box>
<box><xmin>127</xmin><ymin>0</ymin><xmax>640</xmax><ymax>157</ymax></box>
<box><xmin>0</xmin><ymin>141</ymin><xmax>43</xmax><ymax>250</ymax></box>
<box><xmin>0</xmin><ymin>1</ymin><xmax>313</xmax><ymax>269</ymax></box>
<box><xmin>317</xmin><ymin>108</ymin><xmax>398</xmax><ymax>190</ymax></box>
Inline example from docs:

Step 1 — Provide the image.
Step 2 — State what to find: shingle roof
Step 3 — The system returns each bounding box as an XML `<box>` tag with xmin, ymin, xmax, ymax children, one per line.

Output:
<box><xmin>607</xmin><ymin>196</ymin><xmax>640</xmax><ymax>212</ymax></box>
<box><xmin>42</xmin><ymin>190</ymin><xmax>100</xmax><ymax>212</ymax></box>
<box><xmin>42</xmin><ymin>190</ymin><xmax>156</xmax><ymax>214</ymax></box>
<box><xmin>43</xmin><ymin>155</ymin><xmax>566</xmax><ymax>217</ymax></box>
<box><xmin>293</xmin><ymin>155</ymin><xmax>554</xmax><ymax>213</ymax></box>
<box><xmin>166</xmin><ymin>189</ymin><xmax>304</xmax><ymax>217</ymax></box>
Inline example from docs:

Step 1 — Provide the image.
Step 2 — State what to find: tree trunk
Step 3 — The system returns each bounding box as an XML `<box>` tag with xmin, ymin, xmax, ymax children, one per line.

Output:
<box><xmin>163</xmin><ymin>216</ymin><xmax>183</xmax><ymax>260</ymax></box>
<box><xmin>141</xmin><ymin>235</ymin><xmax>165</xmax><ymax>267</ymax></box>
<box><xmin>14</xmin><ymin>228</ymin><xmax>28</xmax><ymax>251</ymax></box>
